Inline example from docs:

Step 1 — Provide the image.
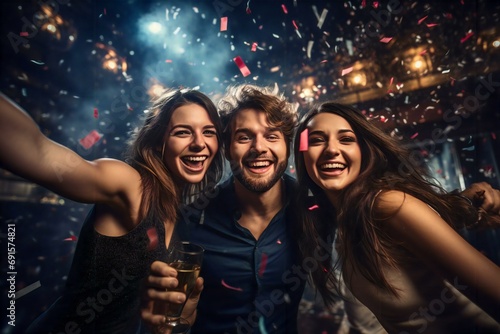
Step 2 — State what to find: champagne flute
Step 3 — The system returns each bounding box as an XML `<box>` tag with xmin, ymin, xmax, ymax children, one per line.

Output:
<box><xmin>153</xmin><ymin>241</ymin><xmax>203</xmax><ymax>333</ymax></box>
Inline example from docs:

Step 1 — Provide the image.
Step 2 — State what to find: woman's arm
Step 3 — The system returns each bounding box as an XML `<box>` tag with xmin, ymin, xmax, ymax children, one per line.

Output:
<box><xmin>0</xmin><ymin>93</ymin><xmax>140</xmax><ymax>207</ymax></box>
<box><xmin>378</xmin><ymin>191</ymin><xmax>500</xmax><ymax>322</ymax></box>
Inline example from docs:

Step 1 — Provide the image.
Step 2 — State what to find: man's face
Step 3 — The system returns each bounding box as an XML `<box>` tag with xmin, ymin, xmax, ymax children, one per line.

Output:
<box><xmin>228</xmin><ymin>108</ymin><xmax>288</xmax><ymax>193</ymax></box>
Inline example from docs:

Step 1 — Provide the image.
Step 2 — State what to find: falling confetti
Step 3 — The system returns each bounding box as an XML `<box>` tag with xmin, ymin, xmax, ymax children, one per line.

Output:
<box><xmin>233</xmin><ymin>56</ymin><xmax>251</xmax><ymax>77</ymax></box>
<box><xmin>221</xmin><ymin>279</ymin><xmax>243</xmax><ymax>291</ymax></box>
<box><xmin>93</xmin><ymin>107</ymin><xmax>98</xmax><ymax>119</ymax></box>
<box><xmin>341</xmin><ymin>66</ymin><xmax>354</xmax><ymax>76</ymax></box>
<box><xmin>460</xmin><ymin>32</ymin><xmax>474</xmax><ymax>43</ymax></box>
<box><xmin>306</xmin><ymin>40</ymin><xmax>314</xmax><ymax>58</ymax></box>
<box><xmin>64</xmin><ymin>235</ymin><xmax>77</xmax><ymax>241</ymax></box>
<box><xmin>15</xmin><ymin>281</ymin><xmax>41</xmax><ymax>299</ymax></box>
<box><xmin>79</xmin><ymin>130</ymin><xmax>102</xmax><ymax>149</ymax></box>
<box><xmin>410</xmin><ymin>132</ymin><xmax>419</xmax><ymax>139</ymax></box>
<box><xmin>281</xmin><ymin>4</ymin><xmax>288</xmax><ymax>14</ymax></box>
<box><xmin>147</xmin><ymin>227</ymin><xmax>158</xmax><ymax>251</ymax></box>
<box><xmin>308</xmin><ymin>204</ymin><xmax>319</xmax><ymax>211</ymax></box>
<box><xmin>317</xmin><ymin>9</ymin><xmax>328</xmax><ymax>29</ymax></box>
<box><xmin>251</xmin><ymin>42</ymin><xmax>258</xmax><ymax>52</ymax></box>
<box><xmin>220</xmin><ymin>17</ymin><xmax>228</xmax><ymax>31</ymax></box>
<box><xmin>20</xmin><ymin>32</ymin><xmax>29</xmax><ymax>37</ymax></box>
<box><xmin>299</xmin><ymin>129</ymin><xmax>308</xmax><ymax>151</ymax></box>
<box><xmin>380</xmin><ymin>37</ymin><xmax>393</xmax><ymax>43</ymax></box>
<box><xmin>418</xmin><ymin>15</ymin><xmax>428</xmax><ymax>24</ymax></box>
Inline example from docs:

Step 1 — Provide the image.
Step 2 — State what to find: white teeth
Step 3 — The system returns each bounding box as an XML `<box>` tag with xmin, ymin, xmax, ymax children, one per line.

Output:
<box><xmin>184</xmin><ymin>156</ymin><xmax>207</xmax><ymax>161</ymax></box>
<box><xmin>249</xmin><ymin>161</ymin><xmax>270</xmax><ymax>167</ymax></box>
<box><xmin>321</xmin><ymin>163</ymin><xmax>345</xmax><ymax>169</ymax></box>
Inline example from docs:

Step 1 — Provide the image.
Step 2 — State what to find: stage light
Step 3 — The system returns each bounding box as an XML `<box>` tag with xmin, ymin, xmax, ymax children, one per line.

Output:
<box><xmin>148</xmin><ymin>22</ymin><xmax>163</xmax><ymax>34</ymax></box>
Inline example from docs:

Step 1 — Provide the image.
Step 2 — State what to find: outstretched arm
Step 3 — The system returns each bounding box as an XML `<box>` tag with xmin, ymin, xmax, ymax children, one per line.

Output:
<box><xmin>379</xmin><ymin>191</ymin><xmax>500</xmax><ymax>322</ymax></box>
<box><xmin>0</xmin><ymin>93</ymin><xmax>139</xmax><ymax>206</ymax></box>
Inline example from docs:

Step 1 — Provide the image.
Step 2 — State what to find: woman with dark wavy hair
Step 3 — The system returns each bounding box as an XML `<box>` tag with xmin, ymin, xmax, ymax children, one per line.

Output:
<box><xmin>0</xmin><ymin>88</ymin><xmax>224</xmax><ymax>333</ymax></box>
<box><xmin>293</xmin><ymin>101</ymin><xmax>500</xmax><ymax>333</ymax></box>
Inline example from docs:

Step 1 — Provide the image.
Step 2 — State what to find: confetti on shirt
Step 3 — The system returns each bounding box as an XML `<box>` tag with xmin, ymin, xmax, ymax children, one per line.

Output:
<box><xmin>233</xmin><ymin>56</ymin><xmax>251</xmax><ymax>77</ymax></box>
<box><xmin>258</xmin><ymin>253</ymin><xmax>268</xmax><ymax>277</ymax></box>
<box><xmin>299</xmin><ymin>129</ymin><xmax>308</xmax><ymax>151</ymax></box>
<box><xmin>79</xmin><ymin>130</ymin><xmax>102</xmax><ymax>149</ymax></box>
<box><xmin>221</xmin><ymin>279</ymin><xmax>243</xmax><ymax>291</ymax></box>
<box><xmin>147</xmin><ymin>227</ymin><xmax>158</xmax><ymax>251</ymax></box>
<box><xmin>220</xmin><ymin>17</ymin><xmax>228</xmax><ymax>31</ymax></box>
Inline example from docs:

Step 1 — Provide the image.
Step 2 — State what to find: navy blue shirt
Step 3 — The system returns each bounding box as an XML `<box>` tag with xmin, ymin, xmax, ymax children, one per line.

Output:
<box><xmin>176</xmin><ymin>174</ymin><xmax>306</xmax><ymax>334</ymax></box>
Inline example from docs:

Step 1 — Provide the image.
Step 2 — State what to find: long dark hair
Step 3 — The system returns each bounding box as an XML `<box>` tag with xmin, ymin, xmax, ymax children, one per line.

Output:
<box><xmin>124</xmin><ymin>88</ymin><xmax>224</xmax><ymax>225</ymax></box>
<box><xmin>293</xmin><ymin>102</ymin><xmax>483</xmax><ymax>302</ymax></box>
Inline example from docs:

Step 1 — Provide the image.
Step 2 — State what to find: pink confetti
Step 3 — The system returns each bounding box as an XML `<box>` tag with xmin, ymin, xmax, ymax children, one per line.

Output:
<box><xmin>341</xmin><ymin>66</ymin><xmax>353</xmax><ymax>76</ymax></box>
<box><xmin>418</xmin><ymin>15</ymin><xmax>428</xmax><ymax>24</ymax></box>
<box><xmin>64</xmin><ymin>235</ymin><xmax>77</xmax><ymax>241</ymax></box>
<box><xmin>277</xmin><ymin>239</ymin><xmax>282</xmax><ymax>244</ymax></box>
<box><xmin>251</xmin><ymin>42</ymin><xmax>258</xmax><ymax>52</ymax></box>
<box><xmin>258</xmin><ymin>253</ymin><xmax>268</xmax><ymax>277</ymax></box>
<box><xmin>220</xmin><ymin>17</ymin><xmax>228</xmax><ymax>31</ymax></box>
<box><xmin>299</xmin><ymin>129</ymin><xmax>308</xmax><ymax>151</ymax></box>
<box><xmin>410</xmin><ymin>132</ymin><xmax>419</xmax><ymax>139</ymax></box>
<box><xmin>20</xmin><ymin>32</ymin><xmax>29</xmax><ymax>37</ymax></box>
<box><xmin>380</xmin><ymin>37</ymin><xmax>393</xmax><ymax>43</ymax></box>
<box><xmin>221</xmin><ymin>279</ymin><xmax>243</xmax><ymax>291</ymax></box>
<box><xmin>292</xmin><ymin>20</ymin><xmax>298</xmax><ymax>30</ymax></box>
<box><xmin>460</xmin><ymin>32</ymin><xmax>474</xmax><ymax>43</ymax></box>
<box><xmin>165</xmin><ymin>59</ymin><xmax>173</xmax><ymax>63</ymax></box>
<box><xmin>361</xmin><ymin>0</ymin><xmax>366</xmax><ymax>8</ymax></box>
<box><xmin>373</xmin><ymin>1</ymin><xmax>379</xmax><ymax>8</ymax></box>
<box><xmin>93</xmin><ymin>107</ymin><xmax>98</xmax><ymax>119</ymax></box>
<box><xmin>308</xmin><ymin>204</ymin><xmax>319</xmax><ymax>211</ymax></box>
<box><xmin>79</xmin><ymin>130</ymin><xmax>102</xmax><ymax>149</ymax></box>
<box><xmin>426</xmin><ymin>23</ymin><xmax>439</xmax><ymax>28</ymax></box>
<box><xmin>281</xmin><ymin>4</ymin><xmax>288</xmax><ymax>14</ymax></box>
<box><xmin>233</xmin><ymin>56</ymin><xmax>251</xmax><ymax>77</ymax></box>
<box><xmin>419</xmin><ymin>49</ymin><xmax>427</xmax><ymax>55</ymax></box>
<box><xmin>146</xmin><ymin>227</ymin><xmax>158</xmax><ymax>251</ymax></box>
<box><xmin>389</xmin><ymin>77</ymin><xmax>394</xmax><ymax>86</ymax></box>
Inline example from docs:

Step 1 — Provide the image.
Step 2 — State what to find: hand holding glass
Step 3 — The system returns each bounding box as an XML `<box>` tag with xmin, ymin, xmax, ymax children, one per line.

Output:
<box><xmin>153</xmin><ymin>241</ymin><xmax>203</xmax><ymax>333</ymax></box>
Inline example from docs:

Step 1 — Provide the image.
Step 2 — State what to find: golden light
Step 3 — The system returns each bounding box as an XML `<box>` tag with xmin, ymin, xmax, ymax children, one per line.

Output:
<box><xmin>148</xmin><ymin>84</ymin><xmax>166</xmax><ymax>98</ymax></box>
<box><xmin>95</xmin><ymin>43</ymin><xmax>128</xmax><ymax>75</ymax></box>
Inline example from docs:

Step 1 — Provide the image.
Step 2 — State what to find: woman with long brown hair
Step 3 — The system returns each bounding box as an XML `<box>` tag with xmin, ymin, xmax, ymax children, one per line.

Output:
<box><xmin>0</xmin><ymin>88</ymin><xmax>224</xmax><ymax>333</ymax></box>
<box><xmin>293</xmin><ymin>101</ymin><xmax>500</xmax><ymax>333</ymax></box>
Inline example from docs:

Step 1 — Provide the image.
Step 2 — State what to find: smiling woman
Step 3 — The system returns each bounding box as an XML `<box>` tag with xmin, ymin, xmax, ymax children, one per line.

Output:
<box><xmin>0</xmin><ymin>88</ymin><xmax>224</xmax><ymax>333</ymax></box>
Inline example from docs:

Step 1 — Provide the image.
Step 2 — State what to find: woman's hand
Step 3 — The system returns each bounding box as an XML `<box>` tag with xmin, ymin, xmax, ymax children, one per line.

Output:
<box><xmin>461</xmin><ymin>182</ymin><xmax>500</xmax><ymax>216</ymax></box>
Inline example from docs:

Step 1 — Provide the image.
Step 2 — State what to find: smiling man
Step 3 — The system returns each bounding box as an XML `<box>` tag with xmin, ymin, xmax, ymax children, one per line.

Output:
<box><xmin>143</xmin><ymin>84</ymin><xmax>306</xmax><ymax>334</ymax></box>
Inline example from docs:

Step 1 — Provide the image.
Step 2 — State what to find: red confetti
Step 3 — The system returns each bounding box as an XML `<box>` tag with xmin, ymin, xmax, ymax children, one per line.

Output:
<box><xmin>410</xmin><ymin>132</ymin><xmax>419</xmax><ymax>139</ymax></box>
<box><xmin>292</xmin><ymin>20</ymin><xmax>298</xmax><ymax>30</ymax></box>
<box><xmin>20</xmin><ymin>32</ymin><xmax>29</xmax><ymax>37</ymax></box>
<box><xmin>79</xmin><ymin>130</ymin><xmax>102</xmax><ymax>149</ymax></box>
<box><xmin>308</xmin><ymin>204</ymin><xmax>319</xmax><ymax>211</ymax></box>
<box><xmin>221</xmin><ymin>279</ymin><xmax>243</xmax><ymax>291</ymax></box>
<box><xmin>426</xmin><ymin>23</ymin><xmax>439</xmax><ymax>28</ymax></box>
<box><xmin>281</xmin><ymin>4</ymin><xmax>288</xmax><ymax>14</ymax></box>
<box><xmin>93</xmin><ymin>107</ymin><xmax>98</xmax><ymax>119</ymax></box>
<box><xmin>251</xmin><ymin>42</ymin><xmax>258</xmax><ymax>52</ymax></box>
<box><xmin>460</xmin><ymin>32</ymin><xmax>474</xmax><ymax>43</ymax></box>
<box><xmin>361</xmin><ymin>0</ymin><xmax>366</xmax><ymax>8</ymax></box>
<box><xmin>64</xmin><ymin>235</ymin><xmax>77</xmax><ymax>241</ymax></box>
<box><xmin>146</xmin><ymin>227</ymin><xmax>158</xmax><ymax>251</ymax></box>
<box><xmin>380</xmin><ymin>37</ymin><xmax>393</xmax><ymax>43</ymax></box>
<box><xmin>373</xmin><ymin>1</ymin><xmax>379</xmax><ymax>8</ymax></box>
<box><xmin>299</xmin><ymin>129</ymin><xmax>308</xmax><ymax>151</ymax></box>
<box><xmin>220</xmin><ymin>17</ymin><xmax>228</xmax><ymax>31</ymax></box>
<box><xmin>233</xmin><ymin>56</ymin><xmax>251</xmax><ymax>77</ymax></box>
<box><xmin>258</xmin><ymin>253</ymin><xmax>268</xmax><ymax>277</ymax></box>
<box><xmin>277</xmin><ymin>239</ymin><xmax>282</xmax><ymax>244</ymax></box>
<box><xmin>418</xmin><ymin>15</ymin><xmax>428</xmax><ymax>24</ymax></box>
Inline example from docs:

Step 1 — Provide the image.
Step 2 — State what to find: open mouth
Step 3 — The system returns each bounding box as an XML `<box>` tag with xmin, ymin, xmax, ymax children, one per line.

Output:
<box><xmin>245</xmin><ymin>160</ymin><xmax>273</xmax><ymax>173</ymax></box>
<box><xmin>319</xmin><ymin>162</ymin><xmax>346</xmax><ymax>171</ymax></box>
<box><xmin>181</xmin><ymin>155</ymin><xmax>208</xmax><ymax>171</ymax></box>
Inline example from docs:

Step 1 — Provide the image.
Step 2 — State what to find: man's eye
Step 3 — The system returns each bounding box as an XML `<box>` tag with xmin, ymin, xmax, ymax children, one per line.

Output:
<box><xmin>237</xmin><ymin>135</ymin><xmax>251</xmax><ymax>141</ymax></box>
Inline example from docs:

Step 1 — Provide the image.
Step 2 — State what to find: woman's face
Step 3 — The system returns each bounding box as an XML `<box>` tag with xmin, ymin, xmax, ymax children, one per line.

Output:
<box><xmin>163</xmin><ymin>103</ymin><xmax>219</xmax><ymax>185</ymax></box>
<box><xmin>303</xmin><ymin>112</ymin><xmax>362</xmax><ymax>201</ymax></box>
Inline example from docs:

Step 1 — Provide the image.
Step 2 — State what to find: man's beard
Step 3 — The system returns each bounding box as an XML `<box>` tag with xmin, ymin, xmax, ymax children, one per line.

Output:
<box><xmin>233</xmin><ymin>160</ymin><xmax>287</xmax><ymax>193</ymax></box>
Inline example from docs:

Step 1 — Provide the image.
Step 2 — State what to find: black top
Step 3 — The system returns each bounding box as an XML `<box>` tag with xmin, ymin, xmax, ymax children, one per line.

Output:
<box><xmin>26</xmin><ymin>206</ymin><xmax>170</xmax><ymax>334</ymax></box>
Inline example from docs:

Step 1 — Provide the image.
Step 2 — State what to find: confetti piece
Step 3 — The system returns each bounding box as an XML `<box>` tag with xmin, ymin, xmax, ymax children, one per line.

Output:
<box><xmin>259</xmin><ymin>317</ymin><xmax>269</xmax><ymax>334</ymax></box>
<box><xmin>251</xmin><ymin>42</ymin><xmax>257</xmax><ymax>52</ymax></box>
<box><xmin>281</xmin><ymin>4</ymin><xmax>288</xmax><ymax>14</ymax></box>
<box><xmin>418</xmin><ymin>15</ymin><xmax>428</xmax><ymax>24</ymax></box>
<box><xmin>246</xmin><ymin>0</ymin><xmax>251</xmax><ymax>14</ymax></box>
<box><xmin>15</xmin><ymin>281</ymin><xmax>41</xmax><ymax>299</ymax></box>
<box><xmin>220</xmin><ymin>17</ymin><xmax>228</xmax><ymax>31</ymax></box>
<box><xmin>233</xmin><ymin>56</ymin><xmax>251</xmax><ymax>77</ymax></box>
<box><xmin>64</xmin><ymin>235</ymin><xmax>77</xmax><ymax>241</ymax></box>
<box><xmin>426</xmin><ymin>23</ymin><xmax>439</xmax><ymax>28</ymax></box>
<box><xmin>299</xmin><ymin>129</ymin><xmax>308</xmax><ymax>151</ymax></box>
<box><xmin>380</xmin><ymin>37</ymin><xmax>393</xmax><ymax>43</ymax></box>
<box><xmin>341</xmin><ymin>66</ymin><xmax>354</xmax><ymax>76</ymax></box>
<box><xmin>460</xmin><ymin>32</ymin><xmax>474</xmax><ymax>43</ymax></box>
<box><xmin>307</xmin><ymin>40</ymin><xmax>314</xmax><ymax>58</ymax></box>
<box><xmin>492</xmin><ymin>133</ymin><xmax>496</xmax><ymax>140</ymax></box>
<box><xmin>258</xmin><ymin>253</ymin><xmax>268</xmax><ymax>277</ymax></box>
<box><xmin>221</xmin><ymin>279</ymin><xmax>243</xmax><ymax>291</ymax></box>
<box><xmin>93</xmin><ymin>107</ymin><xmax>98</xmax><ymax>119</ymax></box>
<box><xmin>410</xmin><ymin>132</ymin><xmax>419</xmax><ymax>139</ymax></box>
<box><xmin>317</xmin><ymin>9</ymin><xmax>328</xmax><ymax>29</ymax></box>
<box><xmin>104</xmin><ymin>8</ymin><xmax>106</xmax><ymax>15</ymax></box>
<box><xmin>361</xmin><ymin>0</ymin><xmax>367</xmax><ymax>8</ymax></box>
<box><xmin>147</xmin><ymin>227</ymin><xmax>158</xmax><ymax>251</ymax></box>
<box><xmin>79</xmin><ymin>130</ymin><xmax>102</xmax><ymax>149</ymax></box>
<box><xmin>308</xmin><ymin>204</ymin><xmax>319</xmax><ymax>211</ymax></box>
<box><xmin>277</xmin><ymin>239</ymin><xmax>282</xmax><ymax>244</ymax></box>
<box><xmin>292</xmin><ymin>20</ymin><xmax>298</xmax><ymax>30</ymax></box>
<box><xmin>20</xmin><ymin>32</ymin><xmax>29</xmax><ymax>37</ymax></box>
<box><xmin>462</xmin><ymin>146</ymin><xmax>475</xmax><ymax>151</ymax></box>
<box><xmin>373</xmin><ymin>1</ymin><xmax>379</xmax><ymax>8</ymax></box>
